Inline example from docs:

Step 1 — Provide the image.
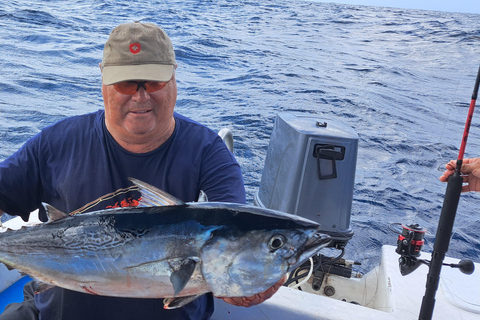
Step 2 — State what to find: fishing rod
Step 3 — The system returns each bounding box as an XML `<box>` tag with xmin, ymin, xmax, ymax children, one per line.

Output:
<box><xmin>418</xmin><ymin>64</ymin><xmax>480</xmax><ymax>320</ymax></box>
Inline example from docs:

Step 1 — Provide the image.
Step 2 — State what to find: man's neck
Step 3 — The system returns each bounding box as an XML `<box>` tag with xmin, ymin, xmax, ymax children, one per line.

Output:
<box><xmin>107</xmin><ymin>118</ymin><xmax>176</xmax><ymax>154</ymax></box>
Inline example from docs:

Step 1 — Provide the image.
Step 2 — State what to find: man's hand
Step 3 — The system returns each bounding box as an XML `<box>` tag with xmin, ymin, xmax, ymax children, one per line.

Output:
<box><xmin>439</xmin><ymin>158</ymin><xmax>480</xmax><ymax>193</ymax></box>
<box><xmin>219</xmin><ymin>275</ymin><xmax>287</xmax><ymax>308</ymax></box>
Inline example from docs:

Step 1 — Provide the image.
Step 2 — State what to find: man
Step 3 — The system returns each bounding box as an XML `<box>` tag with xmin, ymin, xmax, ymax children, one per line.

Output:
<box><xmin>0</xmin><ymin>22</ymin><xmax>283</xmax><ymax>320</ymax></box>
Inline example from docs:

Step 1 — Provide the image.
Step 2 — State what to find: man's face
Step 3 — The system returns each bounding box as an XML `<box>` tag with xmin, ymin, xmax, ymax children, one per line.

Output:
<box><xmin>102</xmin><ymin>73</ymin><xmax>177</xmax><ymax>148</ymax></box>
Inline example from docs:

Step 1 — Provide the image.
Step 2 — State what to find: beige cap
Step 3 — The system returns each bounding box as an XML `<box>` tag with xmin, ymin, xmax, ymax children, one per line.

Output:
<box><xmin>102</xmin><ymin>22</ymin><xmax>176</xmax><ymax>85</ymax></box>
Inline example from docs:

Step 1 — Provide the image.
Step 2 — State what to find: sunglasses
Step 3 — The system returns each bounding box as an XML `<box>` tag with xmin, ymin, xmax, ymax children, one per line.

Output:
<box><xmin>112</xmin><ymin>80</ymin><xmax>169</xmax><ymax>95</ymax></box>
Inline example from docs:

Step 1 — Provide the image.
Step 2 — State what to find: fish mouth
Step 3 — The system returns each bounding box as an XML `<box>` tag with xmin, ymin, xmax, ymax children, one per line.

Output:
<box><xmin>289</xmin><ymin>231</ymin><xmax>331</xmax><ymax>269</ymax></box>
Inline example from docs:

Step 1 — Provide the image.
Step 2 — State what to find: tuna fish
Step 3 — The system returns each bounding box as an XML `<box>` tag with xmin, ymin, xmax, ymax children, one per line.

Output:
<box><xmin>0</xmin><ymin>178</ymin><xmax>330</xmax><ymax>308</ymax></box>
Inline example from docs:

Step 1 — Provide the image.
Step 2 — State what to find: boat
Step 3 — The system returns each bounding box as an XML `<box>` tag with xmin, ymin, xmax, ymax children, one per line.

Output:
<box><xmin>1</xmin><ymin>112</ymin><xmax>479</xmax><ymax>320</ymax></box>
<box><xmin>213</xmin><ymin>112</ymin><xmax>479</xmax><ymax>320</ymax></box>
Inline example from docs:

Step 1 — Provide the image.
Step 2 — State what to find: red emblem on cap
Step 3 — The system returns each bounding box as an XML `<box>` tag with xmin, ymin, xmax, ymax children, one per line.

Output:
<box><xmin>129</xmin><ymin>43</ymin><xmax>141</xmax><ymax>54</ymax></box>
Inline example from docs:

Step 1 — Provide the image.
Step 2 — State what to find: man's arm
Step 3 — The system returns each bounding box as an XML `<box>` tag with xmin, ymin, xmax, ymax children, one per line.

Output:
<box><xmin>0</xmin><ymin>133</ymin><xmax>45</xmax><ymax>222</ymax></box>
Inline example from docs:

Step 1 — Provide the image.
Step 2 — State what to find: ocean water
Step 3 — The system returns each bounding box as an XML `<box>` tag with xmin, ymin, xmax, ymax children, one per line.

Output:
<box><xmin>1</xmin><ymin>0</ymin><xmax>480</xmax><ymax>271</ymax></box>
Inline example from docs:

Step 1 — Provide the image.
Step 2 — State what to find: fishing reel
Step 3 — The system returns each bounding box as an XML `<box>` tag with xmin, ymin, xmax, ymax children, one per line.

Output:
<box><xmin>393</xmin><ymin>223</ymin><xmax>426</xmax><ymax>275</ymax></box>
<box><xmin>391</xmin><ymin>223</ymin><xmax>475</xmax><ymax>276</ymax></box>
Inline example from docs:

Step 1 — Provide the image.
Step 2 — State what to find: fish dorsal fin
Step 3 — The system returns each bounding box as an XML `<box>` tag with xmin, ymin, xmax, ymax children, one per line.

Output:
<box><xmin>197</xmin><ymin>190</ymin><xmax>208</xmax><ymax>203</ymax></box>
<box><xmin>128</xmin><ymin>178</ymin><xmax>185</xmax><ymax>207</ymax></box>
<box><xmin>42</xmin><ymin>203</ymin><xmax>69</xmax><ymax>223</ymax></box>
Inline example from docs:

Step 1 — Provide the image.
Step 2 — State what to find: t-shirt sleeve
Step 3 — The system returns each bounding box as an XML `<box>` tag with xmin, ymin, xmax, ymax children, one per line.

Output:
<box><xmin>0</xmin><ymin>135</ymin><xmax>43</xmax><ymax>221</ymax></box>
<box><xmin>198</xmin><ymin>136</ymin><xmax>246</xmax><ymax>204</ymax></box>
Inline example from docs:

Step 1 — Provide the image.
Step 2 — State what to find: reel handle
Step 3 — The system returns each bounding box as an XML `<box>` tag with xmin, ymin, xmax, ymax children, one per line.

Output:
<box><xmin>445</xmin><ymin>259</ymin><xmax>475</xmax><ymax>275</ymax></box>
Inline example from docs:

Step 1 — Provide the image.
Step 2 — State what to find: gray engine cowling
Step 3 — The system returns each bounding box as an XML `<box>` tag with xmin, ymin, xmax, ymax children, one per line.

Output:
<box><xmin>254</xmin><ymin>113</ymin><xmax>358</xmax><ymax>248</ymax></box>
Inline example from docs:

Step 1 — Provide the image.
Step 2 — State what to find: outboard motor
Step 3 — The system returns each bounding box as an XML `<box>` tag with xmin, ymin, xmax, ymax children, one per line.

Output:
<box><xmin>254</xmin><ymin>113</ymin><xmax>358</xmax><ymax>248</ymax></box>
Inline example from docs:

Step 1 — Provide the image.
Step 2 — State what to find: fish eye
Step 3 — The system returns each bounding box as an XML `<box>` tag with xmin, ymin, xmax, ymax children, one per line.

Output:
<box><xmin>268</xmin><ymin>235</ymin><xmax>286</xmax><ymax>252</ymax></box>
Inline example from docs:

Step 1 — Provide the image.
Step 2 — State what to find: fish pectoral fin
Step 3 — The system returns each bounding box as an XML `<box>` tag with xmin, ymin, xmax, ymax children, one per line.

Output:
<box><xmin>34</xmin><ymin>281</ymin><xmax>55</xmax><ymax>294</ymax></box>
<box><xmin>169</xmin><ymin>258</ymin><xmax>198</xmax><ymax>296</ymax></box>
<box><xmin>128</xmin><ymin>178</ymin><xmax>185</xmax><ymax>207</ymax></box>
<box><xmin>163</xmin><ymin>294</ymin><xmax>203</xmax><ymax>309</ymax></box>
<box><xmin>42</xmin><ymin>203</ymin><xmax>69</xmax><ymax>223</ymax></box>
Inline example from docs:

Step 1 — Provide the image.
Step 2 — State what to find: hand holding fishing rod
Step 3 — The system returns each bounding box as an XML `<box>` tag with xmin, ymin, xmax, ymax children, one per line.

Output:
<box><xmin>440</xmin><ymin>157</ymin><xmax>480</xmax><ymax>193</ymax></box>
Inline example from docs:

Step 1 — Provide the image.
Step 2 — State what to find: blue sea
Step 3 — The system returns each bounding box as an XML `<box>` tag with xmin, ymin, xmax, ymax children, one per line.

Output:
<box><xmin>1</xmin><ymin>0</ymin><xmax>479</xmax><ymax>271</ymax></box>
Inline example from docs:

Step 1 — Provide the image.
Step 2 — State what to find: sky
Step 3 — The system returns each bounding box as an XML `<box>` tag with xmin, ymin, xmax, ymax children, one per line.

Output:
<box><xmin>310</xmin><ymin>0</ymin><xmax>480</xmax><ymax>14</ymax></box>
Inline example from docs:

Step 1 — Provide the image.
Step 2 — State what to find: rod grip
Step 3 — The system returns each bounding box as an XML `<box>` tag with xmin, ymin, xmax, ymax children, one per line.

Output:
<box><xmin>419</xmin><ymin>172</ymin><xmax>463</xmax><ymax>320</ymax></box>
<box><xmin>435</xmin><ymin>172</ymin><xmax>463</xmax><ymax>251</ymax></box>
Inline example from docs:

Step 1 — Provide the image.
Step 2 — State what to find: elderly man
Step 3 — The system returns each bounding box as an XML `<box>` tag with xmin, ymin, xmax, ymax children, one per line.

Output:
<box><xmin>0</xmin><ymin>22</ymin><xmax>283</xmax><ymax>320</ymax></box>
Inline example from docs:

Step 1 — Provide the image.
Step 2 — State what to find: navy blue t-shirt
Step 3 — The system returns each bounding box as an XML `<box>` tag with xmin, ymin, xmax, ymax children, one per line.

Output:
<box><xmin>0</xmin><ymin>110</ymin><xmax>246</xmax><ymax>320</ymax></box>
